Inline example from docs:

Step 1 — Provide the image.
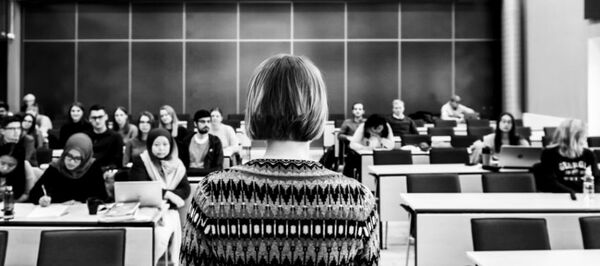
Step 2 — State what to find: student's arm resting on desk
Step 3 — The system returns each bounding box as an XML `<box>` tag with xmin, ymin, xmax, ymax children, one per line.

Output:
<box><xmin>379</xmin><ymin>124</ymin><xmax>395</xmax><ymax>150</ymax></box>
<box><xmin>164</xmin><ymin>176</ymin><xmax>190</xmax><ymax>209</ymax></box>
<box><xmin>349</xmin><ymin>124</ymin><xmax>370</xmax><ymax>151</ymax></box>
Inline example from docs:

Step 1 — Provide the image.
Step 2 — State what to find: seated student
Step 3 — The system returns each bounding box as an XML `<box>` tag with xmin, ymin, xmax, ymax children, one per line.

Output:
<box><xmin>208</xmin><ymin>108</ymin><xmax>241</xmax><ymax>163</ymax></box>
<box><xmin>180</xmin><ymin>110</ymin><xmax>223</xmax><ymax>176</ymax></box>
<box><xmin>338</xmin><ymin>102</ymin><xmax>366</xmax><ymax>143</ymax></box>
<box><xmin>59</xmin><ymin>102</ymin><xmax>93</xmax><ymax>148</ymax></box>
<box><xmin>349</xmin><ymin>114</ymin><xmax>395</xmax><ymax>151</ymax></box>
<box><xmin>86</xmin><ymin>105</ymin><xmax>124</xmax><ymax>171</ymax></box>
<box><xmin>539</xmin><ymin>119</ymin><xmax>600</xmax><ymax>193</ymax></box>
<box><xmin>29</xmin><ymin>133</ymin><xmax>107</xmax><ymax>205</ymax></box>
<box><xmin>0</xmin><ymin>116</ymin><xmax>35</xmax><ymax>202</ymax></box>
<box><xmin>123</xmin><ymin>111</ymin><xmax>154</xmax><ymax>166</ymax></box>
<box><xmin>181</xmin><ymin>54</ymin><xmax>378</xmax><ymax>265</ymax></box>
<box><xmin>17</xmin><ymin>114</ymin><xmax>39</xmax><ymax>167</ymax></box>
<box><xmin>112</xmin><ymin>106</ymin><xmax>138</xmax><ymax>145</ymax></box>
<box><xmin>158</xmin><ymin>105</ymin><xmax>188</xmax><ymax>153</ymax></box>
<box><xmin>386</xmin><ymin>99</ymin><xmax>418</xmax><ymax>136</ymax></box>
<box><xmin>22</xmin><ymin>94</ymin><xmax>53</xmax><ymax>137</ymax></box>
<box><xmin>129</xmin><ymin>128</ymin><xmax>190</xmax><ymax>266</ymax></box>
<box><xmin>21</xmin><ymin>113</ymin><xmax>44</xmax><ymax>149</ymax></box>
<box><xmin>440</xmin><ymin>95</ymin><xmax>476</xmax><ymax>121</ymax></box>
<box><xmin>469</xmin><ymin>112</ymin><xmax>529</xmax><ymax>163</ymax></box>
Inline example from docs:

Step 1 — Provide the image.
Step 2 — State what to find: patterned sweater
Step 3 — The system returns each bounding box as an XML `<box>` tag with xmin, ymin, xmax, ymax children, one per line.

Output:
<box><xmin>181</xmin><ymin>159</ymin><xmax>379</xmax><ymax>266</ymax></box>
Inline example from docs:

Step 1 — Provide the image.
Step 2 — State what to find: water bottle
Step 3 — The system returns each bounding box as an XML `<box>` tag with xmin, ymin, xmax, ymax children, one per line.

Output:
<box><xmin>3</xmin><ymin>186</ymin><xmax>14</xmax><ymax>220</ymax></box>
<box><xmin>583</xmin><ymin>167</ymin><xmax>595</xmax><ymax>201</ymax></box>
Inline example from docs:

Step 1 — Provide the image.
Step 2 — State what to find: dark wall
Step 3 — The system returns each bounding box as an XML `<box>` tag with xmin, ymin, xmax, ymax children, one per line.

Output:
<box><xmin>21</xmin><ymin>0</ymin><xmax>501</xmax><ymax>120</ymax></box>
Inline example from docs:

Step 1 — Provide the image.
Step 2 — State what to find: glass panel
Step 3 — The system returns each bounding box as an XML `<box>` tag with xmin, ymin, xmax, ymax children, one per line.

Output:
<box><xmin>401</xmin><ymin>2</ymin><xmax>452</xmax><ymax>39</ymax></box>
<box><xmin>294</xmin><ymin>3</ymin><xmax>344</xmax><ymax>39</ymax></box>
<box><xmin>132</xmin><ymin>3</ymin><xmax>182</xmax><ymax>39</ymax></box>
<box><xmin>295</xmin><ymin>42</ymin><xmax>345</xmax><ymax>114</ymax></box>
<box><xmin>456</xmin><ymin>0</ymin><xmax>501</xmax><ymax>39</ymax></box>
<box><xmin>78</xmin><ymin>42</ymin><xmax>129</xmax><ymax>110</ymax></box>
<box><xmin>79</xmin><ymin>4</ymin><xmax>129</xmax><ymax>39</ymax></box>
<box><xmin>348</xmin><ymin>42</ymin><xmax>398</xmax><ymax>116</ymax></box>
<box><xmin>240</xmin><ymin>3</ymin><xmax>290</xmax><ymax>39</ymax></box>
<box><xmin>348</xmin><ymin>3</ymin><xmax>398</xmax><ymax>39</ymax></box>
<box><xmin>401</xmin><ymin>42</ymin><xmax>452</xmax><ymax>115</ymax></box>
<box><xmin>23</xmin><ymin>3</ymin><xmax>75</xmax><ymax>39</ymax></box>
<box><xmin>186</xmin><ymin>3</ymin><xmax>236</xmax><ymax>39</ymax></box>
<box><xmin>186</xmin><ymin>42</ymin><xmax>237</xmax><ymax>115</ymax></box>
<box><xmin>131</xmin><ymin>42</ymin><xmax>183</xmax><ymax>114</ymax></box>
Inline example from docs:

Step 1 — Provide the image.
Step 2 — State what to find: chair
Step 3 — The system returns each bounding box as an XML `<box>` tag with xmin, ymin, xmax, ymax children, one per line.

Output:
<box><xmin>328</xmin><ymin>113</ymin><xmax>345</xmax><ymax>121</ymax></box>
<box><xmin>433</xmin><ymin>119</ymin><xmax>457</xmax><ymax>128</ymax></box>
<box><xmin>471</xmin><ymin>218</ymin><xmax>551</xmax><ymax>251</ymax></box>
<box><xmin>373</xmin><ymin>150</ymin><xmax>412</xmax><ymax>165</ymax></box>
<box><xmin>401</xmin><ymin>134</ymin><xmax>431</xmax><ymax>146</ymax></box>
<box><xmin>403</xmin><ymin>174</ymin><xmax>460</xmax><ymax>264</ymax></box>
<box><xmin>516</xmin><ymin>127</ymin><xmax>532</xmax><ymax>142</ymax></box>
<box><xmin>37</xmin><ymin>229</ymin><xmax>126</xmax><ymax>266</ymax></box>
<box><xmin>588</xmin><ymin>136</ymin><xmax>600</xmax><ymax>148</ymax></box>
<box><xmin>0</xmin><ymin>231</ymin><xmax>7</xmax><ymax>266</ymax></box>
<box><xmin>579</xmin><ymin>216</ymin><xmax>600</xmax><ymax>249</ymax></box>
<box><xmin>450</xmin><ymin>135</ymin><xmax>479</xmax><ymax>148</ymax></box>
<box><xmin>429</xmin><ymin>147</ymin><xmax>469</xmax><ymax>164</ymax></box>
<box><xmin>334</xmin><ymin>119</ymin><xmax>345</xmax><ymax>128</ymax></box>
<box><xmin>543</xmin><ymin>127</ymin><xmax>557</xmax><ymax>138</ymax></box>
<box><xmin>427</xmin><ymin>127</ymin><xmax>454</xmax><ymax>136</ymax></box>
<box><xmin>594</xmin><ymin>149</ymin><xmax>600</xmax><ymax>161</ymax></box>
<box><xmin>466</xmin><ymin>119</ymin><xmax>490</xmax><ymax>128</ymax></box>
<box><xmin>467</xmin><ymin>126</ymin><xmax>493</xmax><ymax>138</ymax></box>
<box><xmin>542</xmin><ymin>136</ymin><xmax>553</xmax><ymax>147</ymax></box>
<box><xmin>482</xmin><ymin>173</ymin><xmax>536</xmax><ymax>192</ymax></box>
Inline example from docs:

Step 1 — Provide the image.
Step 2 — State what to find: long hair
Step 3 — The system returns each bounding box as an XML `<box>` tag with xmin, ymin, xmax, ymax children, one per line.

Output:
<box><xmin>112</xmin><ymin>106</ymin><xmax>132</xmax><ymax>135</ymax></box>
<box><xmin>21</xmin><ymin>113</ymin><xmax>40</xmax><ymax>147</ymax></box>
<box><xmin>158</xmin><ymin>105</ymin><xmax>180</xmax><ymax>137</ymax></box>
<box><xmin>67</xmin><ymin>102</ymin><xmax>86</xmax><ymax>124</ymax></box>
<box><xmin>552</xmin><ymin>119</ymin><xmax>587</xmax><ymax>158</ymax></box>
<box><xmin>136</xmin><ymin>111</ymin><xmax>155</xmax><ymax>141</ymax></box>
<box><xmin>493</xmin><ymin>112</ymin><xmax>522</xmax><ymax>153</ymax></box>
<box><xmin>363</xmin><ymin>114</ymin><xmax>389</xmax><ymax>139</ymax></box>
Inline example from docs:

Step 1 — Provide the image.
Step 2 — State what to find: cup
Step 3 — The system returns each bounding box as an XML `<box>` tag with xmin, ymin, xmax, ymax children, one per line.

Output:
<box><xmin>86</xmin><ymin>197</ymin><xmax>102</xmax><ymax>215</ymax></box>
<box><xmin>481</xmin><ymin>153</ymin><xmax>491</xmax><ymax>166</ymax></box>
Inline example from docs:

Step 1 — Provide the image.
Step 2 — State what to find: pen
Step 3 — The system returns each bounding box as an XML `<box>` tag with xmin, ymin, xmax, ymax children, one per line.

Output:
<box><xmin>42</xmin><ymin>185</ymin><xmax>47</xmax><ymax>197</ymax></box>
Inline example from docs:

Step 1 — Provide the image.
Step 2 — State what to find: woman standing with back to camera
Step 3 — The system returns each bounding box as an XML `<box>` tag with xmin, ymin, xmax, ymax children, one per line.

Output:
<box><xmin>181</xmin><ymin>54</ymin><xmax>379</xmax><ymax>265</ymax></box>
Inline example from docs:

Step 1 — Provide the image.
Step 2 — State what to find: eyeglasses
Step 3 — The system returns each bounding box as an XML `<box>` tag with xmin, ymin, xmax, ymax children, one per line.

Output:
<box><xmin>89</xmin><ymin>115</ymin><xmax>105</xmax><ymax>121</ymax></box>
<box><xmin>4</xmin><ymin>127</ymin><xmax>21</xmax><ymax>132</ymax></box>
<box><xmin>22</xmin><ymin>120</ymin><xmax>33</xmax><ymax>123</ymax></box>
<box><xmin>139</xmin><ymin>120</ymin><xmax>151</xmax><ymax>124</ymax></box>
<box><xmin>64</xmin><ymin>153</ymin><xmax>83</xmax><ymax>163</ymax></box>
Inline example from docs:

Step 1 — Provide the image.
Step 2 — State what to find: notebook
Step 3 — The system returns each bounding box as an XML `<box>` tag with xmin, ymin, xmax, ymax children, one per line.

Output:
<box><xmin>497</xmin><ymin>146</ymin><xmax>543</xmax><ymax>169</ymax></box>
<box><xmin>114</xmin><ymin>181</ymin><xmax>162</xmax><ymax>207</ymax></box>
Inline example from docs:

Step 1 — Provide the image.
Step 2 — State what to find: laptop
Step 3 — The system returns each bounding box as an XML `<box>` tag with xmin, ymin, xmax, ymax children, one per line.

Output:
<box><xmin>114</xmin><ymin>181</ymin><xmax>163</xmax><ymax>207</ymax></box>
<box><xmin>497</xmin><ymin>146</ymin><xmax>543</xmax><ymax>169</ymax></box>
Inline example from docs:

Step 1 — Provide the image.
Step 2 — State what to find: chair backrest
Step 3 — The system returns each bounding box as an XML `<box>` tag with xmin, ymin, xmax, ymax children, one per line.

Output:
<box><xmin>543</xmin><ymin>127</ymin><xmax>557</xmax><ymax>137</ymax></box>
<box><xmin>467</xmin><ymin>126</ymin><xmax>493</xmax><ymax>138</ymax></box>
<box><xmin>401</xmin><ymin>134</ymin><xmax>431</xmax><ymax>146</ymax></box>
<box><xmin>0</xmin><ymin>231</ymin><xmax>7</xmax><ymax>266</ymax></box>
<box><xmin>373</xmin><ymin>150</ymin><xmax>412</xmax><ymax>165</ymax></box>
<box><xmin>450</xmin><ymin>135</ymin><xmax>480</xmax><ymax>148</ymax></box>
<box><xmin>427</xmin><ymin>127</ymin><xmax>454</xmax><ymax>136</ymax></box>
<box><xmin>433</xmin><ymin>120</ymin><xmax>457</xmax><ymax>128</ymax></box>
<box><xmin>429</xmin><ymin>147</ymin><xmax>469</xmax><ymax>164</ymax></box>
<box><xmin>482</xmin><ymin>173</ymin><xmax>537</xmax><ymax>192</ymax></box>
<box><xmin>406</xmin><ymin>173</ymin><xmax>461</xmax><ymax>193</ymax></box>
<box><xmin>334</xmin><ymin>119</ymin><xmax>345</xmax><ymax>128</ymax></box>
<box><xmin>471</xmin><ymin>218</ymin><xmax>551</xmax><ymax>251</ymax></box>
<box><xmin>37</xmin><ymin>229</ymin><xmax>126</xmax><ymax>266</ymax></box>
<box><xmin>541</xmin><ymin>136</ymin><xmax>553</xmax><ymax>147</ymax></box>
<box><xmin>516</xmin><ymin>127</ymin><xmax>532</xmax><ymax>142</ymax></box>
<box><xmin>579</xmin><ymin>216</ymin><xmax>600</xmax><ymax>249</ymax></box>
<box><xmin>466</xmin><ymin>119</ymin><xmax>490</xmax><ymax>128</ymax></box>
<box><xmin>328</xmin><ymin>113</ymin><xmax>345</xmax><ymax>121</ymax></box>
<box><xmin>588</xmin><ymin>137</ymin><xmax>600</xmax><ymax>148</ymax></box>
<box><xmin>594</xmin><ymin>149</ymin><xmax>600</xmax><ymax>161</ymax></box>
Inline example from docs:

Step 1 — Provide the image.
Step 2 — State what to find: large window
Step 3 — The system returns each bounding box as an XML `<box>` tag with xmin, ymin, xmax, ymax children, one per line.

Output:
<box><xmin>22</xmin><ymin>0</ymin><xmax>500</xmax><ymax>119</ymax></box>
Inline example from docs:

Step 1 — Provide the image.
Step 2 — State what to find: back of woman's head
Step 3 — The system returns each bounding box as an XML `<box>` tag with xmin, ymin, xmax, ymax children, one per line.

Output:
<box><xmin>245</xmin><ymin>54</ymin><xmax>328</xmax><ymax>141</ymax></box>
<box><xmin>364</xmin><ymin>114</ymin><xmax>389</xmax><ymax>138</ymax></box>
<box><xmin>552</xmin><ymin>118</ymin><xmax>587</xmax><ymax>158</ymax></box>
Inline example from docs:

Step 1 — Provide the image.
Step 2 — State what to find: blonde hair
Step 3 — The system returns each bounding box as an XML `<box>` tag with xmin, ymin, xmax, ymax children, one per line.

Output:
<box><xmin>245</xmin><ymin>54</ymin><xmax>328</xmax><ymax>141</ymax></box>
<box><xmin>552</xmin><ymin>119</ymin><xmax>587</xmax><ymax>158</ymax></box>
<box><xmin>159</xmin><ymin>105</ymin><xmax>180</xmax><ymax>138</ymax></box>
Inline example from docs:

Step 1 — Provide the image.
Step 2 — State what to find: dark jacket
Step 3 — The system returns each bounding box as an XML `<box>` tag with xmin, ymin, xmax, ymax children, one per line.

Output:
<box><xmin>60</xmin><ymin>122</ymin><xmax>93</xmax><ymax>148</ymax></box>
<box><xmin>180</xmin><ymin>133</ymin><xmax>223</xmax><ymax>176</ymax></box>
<box><xmin>86</xmin><ymin>129</ymin><xmax>124</xmax><ymax>170</ymax></box>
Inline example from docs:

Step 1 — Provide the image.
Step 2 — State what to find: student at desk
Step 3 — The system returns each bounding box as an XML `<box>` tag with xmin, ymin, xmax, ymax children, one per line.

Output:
<box><xmin>349</xmin><ymin>114</ymin><xmax>395</xmax><ymax>151</ymax></box>
<box><xmin>29</xmin><ymin>133</ymin><xmax>107</xmax><ymax>205</ymax></box>
<box><xmin>0</xmin><ymin>116</ymin><xmax>35</xmax><ymax>202</ymax></box>
<box><xmin>129</xmin><ymin>128</ymin><xmax>190</xmax><ymax>266</ymax></box>
<box><xmin>469</xmin><ymin>112</ymin><xmax>529</xmax><ymax>164</ymax></box>
<box><xmin>539</xmin><ymin>119</ymin><xmax>600</xmax><ymax>193</ymax></box>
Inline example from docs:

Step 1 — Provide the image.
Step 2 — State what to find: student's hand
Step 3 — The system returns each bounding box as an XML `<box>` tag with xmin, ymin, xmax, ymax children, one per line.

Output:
<box><xmin>103</xmin><ymin>169</ymin><xmax>118</xmax><ymax>182</ymax></box>
<box><xmin>39</xmin><ymin>196</ymin><xmax>52</xmax><ymax>207</ymax></box>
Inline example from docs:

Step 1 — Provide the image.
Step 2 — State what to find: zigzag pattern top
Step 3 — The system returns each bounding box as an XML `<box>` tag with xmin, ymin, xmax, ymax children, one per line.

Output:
<box><xmin>181</xmin><ymin>159</ymin><xmax>379</xmax><ymax>266</ymax></box>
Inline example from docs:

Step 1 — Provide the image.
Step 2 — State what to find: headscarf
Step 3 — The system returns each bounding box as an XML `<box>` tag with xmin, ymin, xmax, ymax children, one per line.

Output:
<box><xmin>140</xmin><ymin>128</ymin><xmax>186</xmax><ymax>207</ymax></box>
<box><xmin>51</xmin><ymin>133</ymin><xmax>95</xmax><ymax>179</ymax></box>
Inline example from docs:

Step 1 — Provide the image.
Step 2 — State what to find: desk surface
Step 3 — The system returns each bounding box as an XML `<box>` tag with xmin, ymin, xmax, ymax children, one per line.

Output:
<box><xmin>400</xmin><ymin>193</ymin><xmax>600</xmax><ymax>213</ymax></box>
<box><xmin>466</xmin><ymin>250</ymin><xmax>600</xmax><ymax>266</ymax></box>
<box><xmin>368</xmin><ymin>163</ymin><xmax>525</xmax><ymax>177</ymax></box>
<box><xmin>0</xmin><ymin>203</ymin><xmax>162</xmax><ymax>226</ymax></box>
